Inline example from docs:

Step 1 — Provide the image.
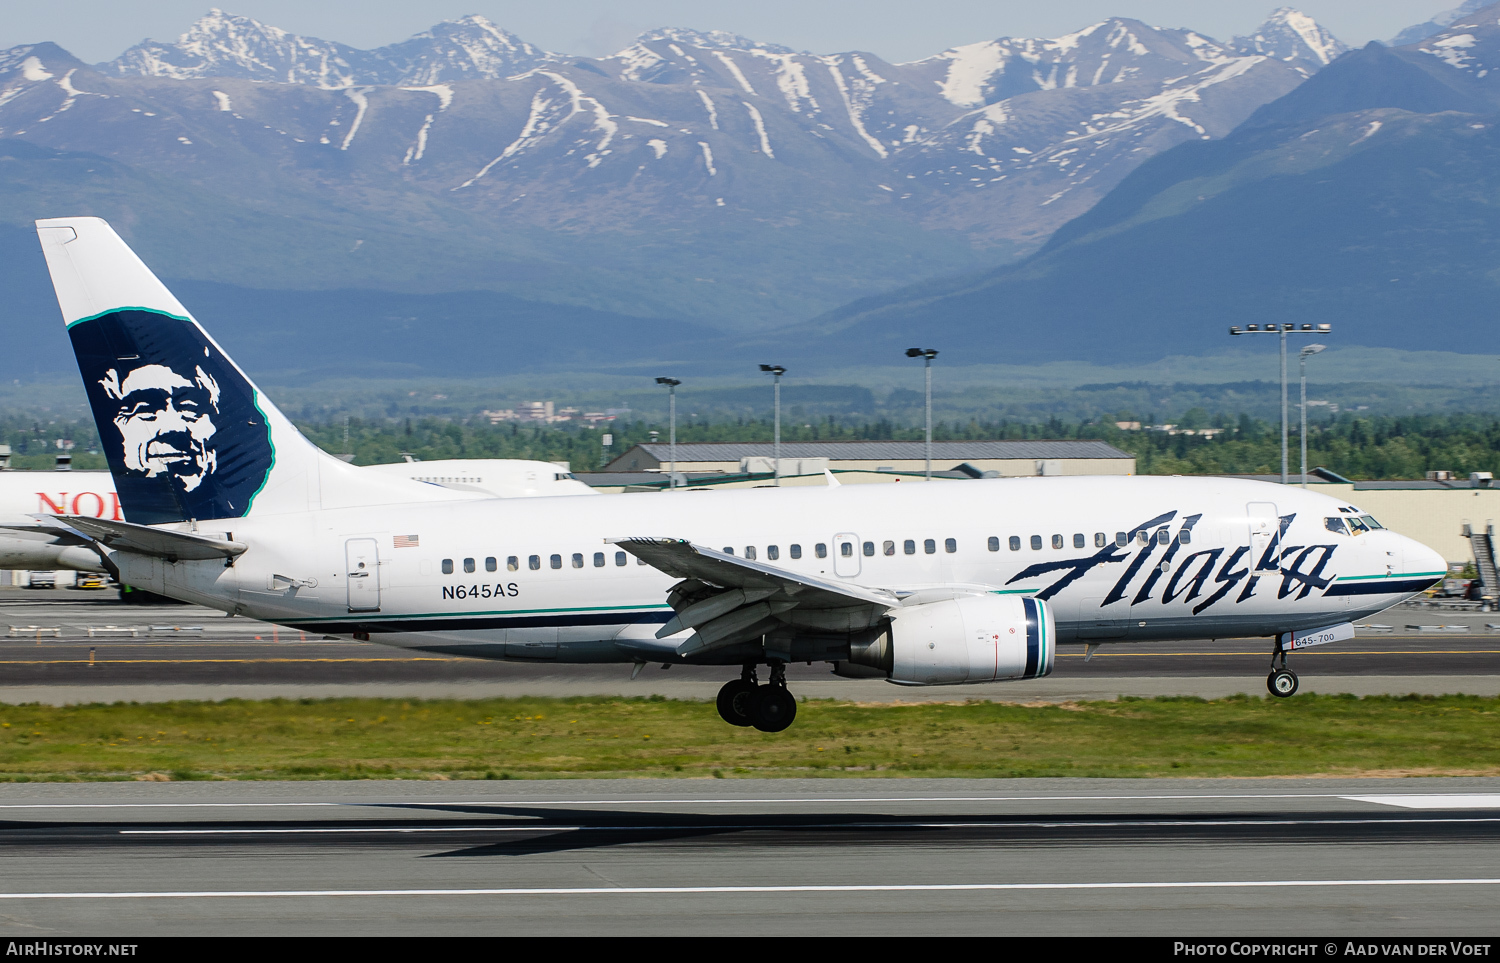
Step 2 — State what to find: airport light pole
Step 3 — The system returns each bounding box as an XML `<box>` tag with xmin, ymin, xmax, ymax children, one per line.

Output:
<box><xmin>1228</xmin><ymin>323</ymin><xmax>1331</xmax><ymax>485</ymax></box>
<box><xmin>655</xmin><ymin>377</ymin><xmax>681</xmax><ymax>488</ymax></box>
<box><xmin>1299</xmin><ymin>343</ymin><xmax>1326</xmax><ymax>489</ymax></box>
<box><xmin>759</xmin><ymin>364</ymin><xmax>786</xmax><ymax>486</ymax></box>
<box><xmin>905</xmin><ymin>348</ymin><xmax>938</xmax><ymax>480</ymax></box>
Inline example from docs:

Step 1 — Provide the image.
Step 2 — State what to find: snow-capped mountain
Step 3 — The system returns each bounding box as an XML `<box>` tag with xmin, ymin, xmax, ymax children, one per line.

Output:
<box><xmin>1390</xmin><ymin>0</ymin><xmax>1494</xmax><ymax>46</ymax></box>
<box><xmin>102</xmin><ymin>9</ymin><xmax>555</xmax><ymax>87</ymax></box>
<box><xmin>0</xmin><ymin>8</ymin><xmax>1348</xmax><ymax>327</ymax></box>
<box><xmin>1409</xmin><ymin>1</ymin><xmax>1500</xmax><ymax>79</ymax></box>
<box><xmin>1229</xmin><ymin>6</ymin><xmax>1346</xmax><ymax>74</ymax></box>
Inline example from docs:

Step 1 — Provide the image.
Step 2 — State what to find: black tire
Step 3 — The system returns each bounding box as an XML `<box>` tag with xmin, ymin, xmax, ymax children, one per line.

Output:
<box><xmin>716</xmin><ymin>679</ymin><xmax>758</xmax><ymax>727</ymax></box>
<box><xmin>750</xmin><ymin>685</ymin><xmax>797</xmax><ymax>732</ymax></box>
<box><xmin>1267</xmin><ymin>668</ymin><xmax>1299</xmax><ymax>698</ymax></box>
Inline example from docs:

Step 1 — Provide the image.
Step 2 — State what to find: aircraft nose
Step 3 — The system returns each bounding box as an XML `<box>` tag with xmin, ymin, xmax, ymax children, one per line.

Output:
<box><xmin>1401</xmin><ymin>536</ymin><xmax>1446</xmax><ymax>581</ymax></box>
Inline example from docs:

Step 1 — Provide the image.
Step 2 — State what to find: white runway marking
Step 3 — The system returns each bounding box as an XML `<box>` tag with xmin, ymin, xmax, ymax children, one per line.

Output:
<box><xmin>118</xmin><ymin>815</ymin><xmax>1500</xmax><ymax>835</ymax></box>
<box><xmin>1343</xmin><ymin>794</ymin><xmax>1500</xmax><ymax>810</ymax></box>
<box><xmin>1</xmin><ymin>879</ymin><xmax>1498</xmax><ymax>900</ymax></box>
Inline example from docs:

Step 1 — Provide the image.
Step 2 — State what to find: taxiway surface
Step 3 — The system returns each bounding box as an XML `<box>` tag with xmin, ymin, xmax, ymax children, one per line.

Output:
<box><xmin>0</xmin><ymin>777</ymin><xmax>1496</xmax><ymax>935</ymax></box>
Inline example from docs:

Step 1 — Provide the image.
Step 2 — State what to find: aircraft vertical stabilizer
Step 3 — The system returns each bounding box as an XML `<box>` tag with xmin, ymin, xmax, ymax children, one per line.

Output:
<box><xmin>35</xmin><ymin>216</ymin><xmax>459</xmax><ymax>524</ymax></box>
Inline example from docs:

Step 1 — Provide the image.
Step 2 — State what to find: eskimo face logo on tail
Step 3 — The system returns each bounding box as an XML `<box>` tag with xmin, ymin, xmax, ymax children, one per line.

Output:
<box><xmin>100</xmin><ymin>363</ymin><xmax>220</xmax><ymax>491</ymax></box>
<box><xmin>69</xmin><ymin>309</ymin><xmax>273</xmax><ymax>525</ymax></box>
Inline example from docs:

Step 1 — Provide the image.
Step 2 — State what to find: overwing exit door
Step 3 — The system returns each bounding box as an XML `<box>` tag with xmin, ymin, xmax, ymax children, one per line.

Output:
<box><xmin>346</xmin><ymin>538</ymin><xmax>381</xmax><ymax>612</ymax></box>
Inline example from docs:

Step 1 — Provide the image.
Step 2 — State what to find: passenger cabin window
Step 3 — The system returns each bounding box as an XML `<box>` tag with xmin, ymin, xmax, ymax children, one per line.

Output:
<box><xmin>745</xmin><ymin>546</ymin><xmax>757</xmax><ymax>560</ymax></box>
<box><xmin>594</xmin><ymin>552</ymin><xmax>605</xmax><ymax>567</ymax></box>
<box><xmin>924</xmin><ymin>539</ymin><xmax>936</xmax><ymax>555</ymax></box>
<box><xmin>1156</xmin><ymin>530</ymin><xmax>1169</xmax><ymax>545</ymax></box>
<box><xmin>1179</xmin><ymin>530</ymin><xmax>1192</xmax><ymax>545</ymax></box>
<box><xmin>572</xmin><ymin>553</ymin><xmax>584</xmax><ymax>569</ymax></box>
<box><xmin>987</xmin><ymin>536</ymin><xmax>999</xmax><ymax>552</ymax></box>
<box><xmin>1073</xmin><ymin>534</ymin><xmax>1085</xmax><ymax>549</ymax></box>
<box><xmin>550</xmin><ymin>554</ymin><xmax>562</xmax><ymax>569</ymax></box>
<box><xmin>863</xmin><ymin>541</ymin><xmax>875</xmax><ymax>557</ymax></box>
<box><xmin>904</xmin><ymin>539</ymin><xmax>916</xmax><ymax>555</ymax></box>
<box><xmin>1115</xmin><ymin>532</ymin><xmax>1128</xmax><ymax>547</ymax></box>
<box><xmin>441</xmin><ymin>559</ymin><xmax>453</xmax><ymax>575</ymax></box>
<box><xmin>840</xmin><ymin>542</ymin><xmax>853</xmax><ymax>558</ymax></box>
<box><xmin>767</xmin><ymin>545</ymin><xmax>780</xmax><ymax>560</ymax></box>
<box><xmin>944</xmin><ymin>538</ymin><xmax>956</xmax><ymax>554</ymax></box>
<box><xmin>884</xmin><ymin>541</ymin><xmax>896</xmax><ymax>556</ymax></box>
<box><xmin>615</xmin><ymin>552</ymin><xmax>627</xmax><ymax>566</ymax></box>
<box><xmin>1137</xmin><ymin>531</ymin><xmax>1150</xmax><ymax>546</ymax></box>
<box><xmin>723</xmin><ymin>547</ymin><xmax>735</xmax><ymax>555</ymax></box>
<box><xmin>1051</xmin><ymin>535</ymin><xmax>1063</xmax><ymax>550</ymax></box>
<box><xmin>507</xmin><ymin>556</ymin><xmax>518</xmax><ymax>571</ymax></box>
<box><xmin>463</xmin><ymin>558</ymin><xmax>475</xmax><ymax>574</ymax></box>
<box><xmin>1030</xmin><ymin>535</ymin><xmax>1042</xmax><ymax>551</ymax></box>
<box><xmin>816</xmin><ymin>544</ymin><xmax>827</xmax><ymax>559</ymax></box>
<box><xmin>485</xmin><ymin>557</ymin><xmax>497</xmax><ymax>573</ymax></box>
<box><xmin>1095</xmin><ymin>533</ymin><xmax>1107</xmax><ymax>548</ymax></box>
<box><xmin>1009</xmin><ymin>536</ymin><xmax>1021</xmax><ymax>551</ymax></box>
<box><xmin>1325</xmin><ymin>517</ymin><xmax>1349</xmax><ymax>535</ymax></box>
<box><xmin>528</xmin><ymin>555</ymin><xmax>540</xmax><ymax>570</ymax></box>
<box><xmin>790</xmin><ymin>544</ymin><xmax>802</xmax><ymax>559</ymax></box>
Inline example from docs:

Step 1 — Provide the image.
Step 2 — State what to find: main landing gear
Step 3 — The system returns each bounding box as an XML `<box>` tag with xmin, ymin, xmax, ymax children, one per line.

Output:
<box><xmin>1267</xmin><ymin>640</ymin><xmax>1299</xmax><ymax>698</ymax></box>
<box><xmin>716</xmin><ymin>663</ymin><xmax>797</xmax><ymax>732</ymax></box>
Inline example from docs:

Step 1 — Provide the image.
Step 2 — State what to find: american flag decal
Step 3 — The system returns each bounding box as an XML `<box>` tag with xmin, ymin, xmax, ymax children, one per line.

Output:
<box><xmin>394</xmin><ymin>535</ymin><xmax>419</xmax><ymax>548</ymax></box>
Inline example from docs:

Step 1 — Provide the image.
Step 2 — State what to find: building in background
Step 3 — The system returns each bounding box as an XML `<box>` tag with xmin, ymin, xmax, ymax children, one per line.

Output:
<box><xmin>602</xmin><ymin>441</ymin><xmax>1136</xmax><ymax>477</ymax></box>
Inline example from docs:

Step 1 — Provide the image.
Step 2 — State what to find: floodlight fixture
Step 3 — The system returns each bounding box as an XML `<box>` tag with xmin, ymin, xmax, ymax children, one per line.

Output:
<box><xmin>1226</xmin><ymin>323</ymin><xmax>1334</xmax><ymax>484</ymax></box>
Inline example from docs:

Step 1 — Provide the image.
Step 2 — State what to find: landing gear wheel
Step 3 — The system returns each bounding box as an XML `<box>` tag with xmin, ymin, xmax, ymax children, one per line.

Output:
<box><xmin>1267</xmin><ymin>668</ymin><xmax>1299</xmax><ymax>698</ymax></box>
<box><xmin>716</xmin><ymin>679</ymin><xmax>758</xmax><ymax>727</ymax></box>
<box><xmin>749</xmin><ymin>685</ymin><xmax>797</xmax><ymax>732</ymax></box>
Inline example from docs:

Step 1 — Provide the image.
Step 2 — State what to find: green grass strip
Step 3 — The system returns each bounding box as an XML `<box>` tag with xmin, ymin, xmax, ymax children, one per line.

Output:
<box><xmin>0</xmin><ymin>693</ymin><xmax>1496</xmax><ymax>782</ymax></box>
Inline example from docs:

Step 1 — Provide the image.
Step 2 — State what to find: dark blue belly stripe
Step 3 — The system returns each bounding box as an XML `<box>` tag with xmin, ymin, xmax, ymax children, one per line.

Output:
<box><xmin>283</xmin><ymin>610</ymin><xmax>673</xmax><ymax>635</ymax></box>
<box><xmin>1324</xmin><ymin>578</ymin><xmax>1441</xmax><ymax>597</ymax></box>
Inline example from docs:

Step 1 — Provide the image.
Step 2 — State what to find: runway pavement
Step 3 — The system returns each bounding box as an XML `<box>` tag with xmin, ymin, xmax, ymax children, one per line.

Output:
<box><xmin>3</xmin><ymin>588</ymin><xmax>1499</xmax><ymax>704</ymax></box>
<box><xmin>0</xmin><ymin>777</ymin><xmax>1497</xmax><ymax>935</ymax></box>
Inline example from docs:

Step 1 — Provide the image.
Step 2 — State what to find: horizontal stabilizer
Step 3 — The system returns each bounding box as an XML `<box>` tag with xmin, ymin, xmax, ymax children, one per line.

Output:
<box><xmin>57</xmin><ymin>515</ymin><xmax>246</xmax><ymax>562</ymax></box>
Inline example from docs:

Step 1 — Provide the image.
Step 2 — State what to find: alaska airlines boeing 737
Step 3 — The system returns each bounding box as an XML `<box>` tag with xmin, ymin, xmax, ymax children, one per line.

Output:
<box><xmin>18</xmin><ymin>217</ymin><xmax>1446</xmax><ymax>732</ymax></box>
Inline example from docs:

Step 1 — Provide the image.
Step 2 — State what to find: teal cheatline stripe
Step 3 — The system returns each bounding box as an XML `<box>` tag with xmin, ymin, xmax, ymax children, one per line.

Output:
<box><xmin>1336</xmin><ymin>571</ymin><xmax>1445</xmax><ymax>582</ymax></box>
<box><xmin>64</xmin><ymin>306</ymin><xmax>192</xmax><ymax>329</ymax></box>
<box><xmin>243</xmin><ymin>391</ymin><xmax>277</xmax><ymax>514</ymax></box>
<box><xmin>990</xmin><ymin>589</ymin><xmax>1036</xmax><ymax>595</ymax></box>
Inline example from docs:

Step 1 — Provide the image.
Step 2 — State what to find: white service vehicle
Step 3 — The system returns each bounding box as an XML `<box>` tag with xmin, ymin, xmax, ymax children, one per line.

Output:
<box><xmin>14</xmin><ymin>217</ymin><xmax>1446</xmax><ymax>731</ymax></box>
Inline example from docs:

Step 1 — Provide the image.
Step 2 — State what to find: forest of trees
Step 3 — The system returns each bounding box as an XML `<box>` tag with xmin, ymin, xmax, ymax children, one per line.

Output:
<box><xmin>6</xmin><ymin>409</ymin><xmax>1499</xmax><ymax>480</ymax></box>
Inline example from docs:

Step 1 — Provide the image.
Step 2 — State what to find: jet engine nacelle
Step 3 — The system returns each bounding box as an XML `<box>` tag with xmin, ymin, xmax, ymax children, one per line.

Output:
<box><xmin>849</xmin><ymin>595</ymin><xmax>1054</xmax><ymax>685</ymax></box>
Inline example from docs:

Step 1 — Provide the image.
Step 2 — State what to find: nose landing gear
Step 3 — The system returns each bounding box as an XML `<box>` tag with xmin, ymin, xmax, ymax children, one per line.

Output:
<box><xmin>1267</xmin><ymin>640</ymin><xmax>1299</xmax><ymax>697</ymax></box>
<box><xmin>715</xmin><ymin>662</ymin><xmax>797</xmax><ymax>732</ymax></box>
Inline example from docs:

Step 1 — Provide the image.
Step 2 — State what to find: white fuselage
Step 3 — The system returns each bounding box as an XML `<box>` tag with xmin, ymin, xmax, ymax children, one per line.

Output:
<box><xmin>110</xmin><ymin>475</ymin><xmax>1445</xmax><ymax>665</ymax></box>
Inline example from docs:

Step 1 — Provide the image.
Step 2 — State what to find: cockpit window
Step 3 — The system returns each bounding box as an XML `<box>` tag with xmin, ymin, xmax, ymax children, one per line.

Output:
<box><xmin>1346</xmin><ymin>516</ymin><xmax>1371</xmax><ymax>534</ymax></box>
<box><xmin>1324</xmin><ymin>517</ymin><xmax>1348</xmax><ymax>536</ymax></box>
<box><xmin>1361</xmin><ymin>515</ymin><xmax>1384</xmax><ymax>530</ymax></box>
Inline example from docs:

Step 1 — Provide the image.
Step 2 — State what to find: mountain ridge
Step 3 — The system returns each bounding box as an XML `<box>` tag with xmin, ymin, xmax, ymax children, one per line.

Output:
<box><xmin>807</xmin><ymin>5</ymin><xmax>1500</xmax><ymax>362</ymax></box>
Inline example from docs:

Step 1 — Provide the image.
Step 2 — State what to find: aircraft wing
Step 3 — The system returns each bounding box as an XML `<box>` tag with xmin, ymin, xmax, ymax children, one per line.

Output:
<box><xmin>611</xmin><ymin>537</ymin><xmax>898</xmax><ymax>657</ymax></box>
<box><xmin>55</xmin><ymin>516</ymin><xmax>247</xmax><ymax>562</ymax></box>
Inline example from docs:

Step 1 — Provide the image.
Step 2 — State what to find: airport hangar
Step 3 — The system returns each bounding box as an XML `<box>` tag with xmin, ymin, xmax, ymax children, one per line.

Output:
<box><xmin>598</xmin><ymin>441</ymin><xmax>1136</xmax><ymax>480</ymax></box>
